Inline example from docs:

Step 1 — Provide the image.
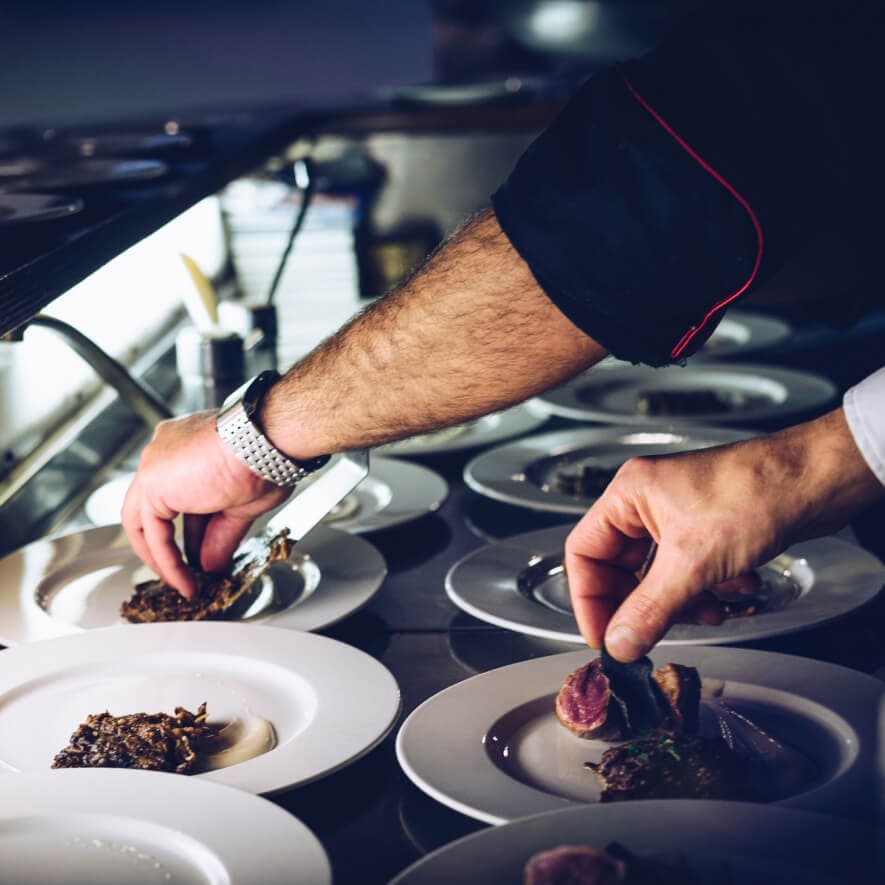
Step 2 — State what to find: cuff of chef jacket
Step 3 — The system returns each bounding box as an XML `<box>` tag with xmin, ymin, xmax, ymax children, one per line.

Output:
<box><xmin>844</xmin><ymin>367</ymin><xmax>885</xmax><ymax>487</ymax></box>
<box><xmin>491</xmin><ymin>7</ymin><xmax>844</xmax><ymax>367</ymax></box>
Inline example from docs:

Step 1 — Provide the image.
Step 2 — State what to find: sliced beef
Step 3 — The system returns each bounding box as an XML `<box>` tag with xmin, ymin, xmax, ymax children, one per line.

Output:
<box><xmin>651</xmin><ymin>663</ymin><xmax>701</xmax><ymax>733</ymax></box>
<box><xmin>524</xmin><ymin>845</ymin><xmax>626</xmax><ymax>885</ymax></box>
<box><xmin>555</xmin><ymin>658</ymin><xmax>631</xmax><ymax>741</ymax></box>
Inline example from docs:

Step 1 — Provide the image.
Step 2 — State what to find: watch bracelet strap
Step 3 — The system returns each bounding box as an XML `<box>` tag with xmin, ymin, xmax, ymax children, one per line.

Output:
<box><xmin>217</xmin><ymin>402</ymin><xmax>314</xmax><ymax>487</ymax></box>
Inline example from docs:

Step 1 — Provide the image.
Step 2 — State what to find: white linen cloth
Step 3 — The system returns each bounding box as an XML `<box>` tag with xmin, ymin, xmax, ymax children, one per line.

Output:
<box><xmin>844</xmin><ymin>365</ymin><xmax>885</xmax><ymax>486</ymax></box>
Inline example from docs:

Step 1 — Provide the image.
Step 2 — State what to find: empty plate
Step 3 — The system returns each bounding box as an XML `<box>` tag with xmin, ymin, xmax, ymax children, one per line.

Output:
<box><xmin>378</xmin><ymin>405</ymin><xmax>547</xmax><ymax>457</ymax></box>
<box><xmin>0</xmin><ymin>622</ymin><xmax>401</xmax><ymax>795</ymax></box>
<box><xmin>0</xmin><ymin>523</ymin><xmax>386</xmax><ymax>646</ymax></box>
<box><xmin>445</xmin><ymin>524</ymin><xmax>885</xmax><ymax>645</ymax></box>
<box><xmin>464</xmin><ymin>425</ymin><xmax>755</xmax><ymax>514</ymax></box>
<box><xmin>530</xmin><ymin>363</ymin><xmax>837</xmax><ymax>426</ymax></box>
<box><xmin>86</xmin><ymin>459</ymin><xmax>448</xmax><ymax>535</ymax></box>
<box><xmin>396</xmin><ymin>646</ymin><xmax>883</xmax><ymax>823</ymax></box>
<box><xmin>0</xmin><ymin>768</ymin><xmax>331</xmax><ymax>884</ymax></box>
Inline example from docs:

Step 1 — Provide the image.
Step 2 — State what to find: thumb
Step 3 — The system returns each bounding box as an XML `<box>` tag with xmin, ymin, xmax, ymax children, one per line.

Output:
<box><xmin>604</xmin><ymin>548</ymin><xmax>710</xmax><ymax>662</ymax></box>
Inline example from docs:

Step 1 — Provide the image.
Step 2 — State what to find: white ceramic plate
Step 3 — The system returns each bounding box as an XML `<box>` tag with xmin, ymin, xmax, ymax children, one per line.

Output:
<box><xmin>0</xmin><ymin>622</ymin><xmax>401</xmax><ymax>795</ymax></box>
<box><xmin>445</xmin><ymin>525</ymin><xmax>885</xmax><ymax>645</ymax></box>
<box><xmin>88</xmin><ymin>461</ymin><xmax>448</xmax><ymax>535</ymax></box>
<box><xmin>377</xmin><ymin>405</ymin><xmax>548</xmax><ymax>457</ymax></box>
<box><xmin>529</xmin><ymin>363</ymin><xmax>837</xmax><ymax>426</ymax></box>
<box><xmin>396</xmin><ymin>646</ymin><xmax>883</xmax><ymax>824</ymax></box>
<box><xmin>390</xmin><ymin>800</ymin><xmax>882</xmax><ymax>885</ymax></box>
<box><xmin>595</xmin><ymin>310</ymin><xmax>792</xmax><ymax>367</ymax></box>
<box><xmin>0</xmin><ymin>768</ymin><xmax>331</xmax><ymax>884</ymax></box>
<box><xmin>464</xmin><ymin>426</ymin><xmax>756</xmax><ymax>514</ymax></box>
<box><xmin>0</xmin><ymin>523</ymin><xmax>386</xmax><ymax>646</ymax></box>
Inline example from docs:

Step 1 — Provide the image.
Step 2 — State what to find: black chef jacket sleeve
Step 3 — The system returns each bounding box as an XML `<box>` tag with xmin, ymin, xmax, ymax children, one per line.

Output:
<box><xmin>492</xmin><ymin>2</ymin><xmax>878</xmax><ymax>366</ymax></box>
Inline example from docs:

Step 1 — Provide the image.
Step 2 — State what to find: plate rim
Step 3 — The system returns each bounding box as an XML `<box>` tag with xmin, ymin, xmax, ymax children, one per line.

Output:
<box><xmin>528</xmin><ymin>362</ymin><xmax>838</xmax><ymax>425</ymax></box>
<box><xmin>0</xmin><ymin>522</ymin><xmax>387</xmax><ymax>646</ymax></box>
<box><xmin>0</xmin><ymin>621</ymin><xmax>402</xmax><ymax>796</ymax></box>
<box><xmin>389</xmin><ymin>799</ymin><xmax>882</xmax><ymax>885</ymax></box>
<box><xmin>378</xmin><ymin>404</ymin><xmax>548</xmax><ymax>456</ymax></box>
<box><xmin>445</xmin><ymin>524</ymin><xmax>885</xmax><ymax>646</ymax></box>
<box><xmin>396</xmin><ymin>645</ymin><xmax>883</xmax><ymax>824</ymax></box>
<box><xmin>0</xmin><ymin>767</ymin><xmax>332</xmax><ymax>884</ymax></box>
<box><xmin>463</xmin><ymin>424</ymin><xmax>757</xmax><ymax>514</ymax></box>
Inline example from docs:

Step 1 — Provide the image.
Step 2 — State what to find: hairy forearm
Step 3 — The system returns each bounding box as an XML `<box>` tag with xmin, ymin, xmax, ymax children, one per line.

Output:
<box><xmin>259</xmin><ymin>208</ymin><xmax>606</xmax><ymax>458</ymax></box>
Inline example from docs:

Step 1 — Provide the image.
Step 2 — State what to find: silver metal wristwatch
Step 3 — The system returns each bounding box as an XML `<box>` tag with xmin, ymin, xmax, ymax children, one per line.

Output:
<box><xmin>216</xmin><ymin>370</ymin><xmax>330</xmax><ymax>487</ymax></box>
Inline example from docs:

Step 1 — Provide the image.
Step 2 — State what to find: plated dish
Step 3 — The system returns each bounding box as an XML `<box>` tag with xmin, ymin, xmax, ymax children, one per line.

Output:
<box><xmin>390</xmin><ymin>801</ymin><xmax>882</xmax><ymax>885</ymax></box>
<box><xmin>529</xmin><ymin>363</ymin><xmax>837</xmax><ymax>426</ymax></box>
<box><xmin>377</xmin><ymin>404</ymin><xmax>547</xmax><ymax>456</ymax></box>
<box><xmin>0</xmin><ymin>522</ymin><xmax>386</xmax><ymax>645</ymax></box>
<box><xmin>464</xmin><ymin>426</ymin><xmax>755</xmax><ymax>514</ymax></box>
<box><xmin>396</xmin><ymin>646</ymin><xmax>882</xmax><ymax>823</ymax></box>
<box><xmin>445</xmin><ymin>525</ymin><xmax>885</xmax><ymax>645</ymax></box>
<box><xmin>0</xmin><ymin>768</ymin><xmax>331</xmax><ymax>884</ymax></box>
<box><xmin>0</xmin><ymin>622</ymin><xmax>401</xmax><ymax>795</ymax></box>
<box><xmin>86</xmin><ymin>459</ymin><xmax>448</xmax><ymax>535</ymax></box>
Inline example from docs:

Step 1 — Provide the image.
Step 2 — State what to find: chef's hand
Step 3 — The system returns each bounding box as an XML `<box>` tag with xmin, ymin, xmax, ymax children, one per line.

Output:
<box><xmin>122</xmin><ymin>412</ymin><xmax>291</xmax><ymax>600</ymax></box>
<box><xmin>565</xmin><ymin>407</ymin><xmax>883</xmax><ymax>662</ymax></box>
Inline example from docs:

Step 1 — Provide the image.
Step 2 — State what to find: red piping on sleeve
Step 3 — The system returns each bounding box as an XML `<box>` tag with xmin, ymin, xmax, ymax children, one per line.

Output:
<box><xmin>617</xmin><ymin>68</ymin><xmax>765</xmax><ymax>361</ymax></box>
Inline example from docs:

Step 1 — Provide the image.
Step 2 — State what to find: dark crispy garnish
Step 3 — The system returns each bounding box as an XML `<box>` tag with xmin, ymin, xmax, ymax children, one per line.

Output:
<box><xmin>585</xmin><ymin>731</ymin><xmax>750</xmax><ymax>803</ymax></box>
<box><xmin>52</xmin><ymin>703</ymin><xmax>219</xmax><ymax>774</ymax></box>
<box><xmin>121</xmin><ymin>529</ymin><xmax>294</xmax><ymax>623</ymax></box>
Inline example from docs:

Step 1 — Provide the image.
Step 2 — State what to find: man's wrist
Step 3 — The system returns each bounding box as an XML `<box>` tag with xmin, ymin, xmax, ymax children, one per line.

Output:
<box><xmin>216</xmin><ymin>372</ymin><xmax>329</xmax><ymax>487</ymax></box>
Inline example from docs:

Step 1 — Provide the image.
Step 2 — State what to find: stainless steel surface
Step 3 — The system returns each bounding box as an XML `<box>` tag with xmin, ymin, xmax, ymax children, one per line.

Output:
<box><xmin>267</xmin><ymin>449</ymin><xmax>370</xmax><ymax>541</ymax></box>
<box><xmin>26</xmin><ymin>315</ymin><xmax>172</xmax><ymax>426</ymax></box>
<box><xmin>0</xmin><ymin>320</ymin><xmax>179</xmax><ymax>511</ymax></box>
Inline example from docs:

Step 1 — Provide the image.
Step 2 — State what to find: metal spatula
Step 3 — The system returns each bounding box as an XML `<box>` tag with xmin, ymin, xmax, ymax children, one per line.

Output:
<box><xmin>265</xmin><ymin>449</ymin><xmax>370</xmax><ymax>541</ymax></box>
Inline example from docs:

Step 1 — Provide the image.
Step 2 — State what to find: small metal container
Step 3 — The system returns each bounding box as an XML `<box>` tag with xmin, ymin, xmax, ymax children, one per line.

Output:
<box><xmin>175</xmin><ymin>325</ymin><xmax>245</xmax><ymax>412</ymax></box>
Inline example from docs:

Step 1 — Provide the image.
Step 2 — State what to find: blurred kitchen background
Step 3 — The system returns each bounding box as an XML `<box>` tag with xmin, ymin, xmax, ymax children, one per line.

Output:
<box><xmin>5</xmin><ymin>0</ymin><xmax>882</xmax><ymax>553</ymax></box>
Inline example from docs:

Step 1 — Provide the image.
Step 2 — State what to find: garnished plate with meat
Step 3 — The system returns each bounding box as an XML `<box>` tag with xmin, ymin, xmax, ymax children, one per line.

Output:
<box><xmin>395</xmin><ymin>646</ymin><xmax>882</xmax><ymax>824</ymax></box>
<box><xmin>0</xmin><ymin>622</ymin><xmax>401</xmax><ymax>795</ymax></box>
<box><xmin>464</xmin><ymin>426</ymin><xmax>755</xmax><ymax>514</ymax></box>
<box><xmin>446</xmin><ymin>524</ymin><xmax>885</xmax><ymax>645</ymax></box>
<box><xmin>388</xmin><ymin>801</ymin><xmax>882</xmax><ymax>885</ymax></box>
<box><xmin>529</xmin><ymin>363</ymin><xmax>836</xmax><ymax>427</ymax></box>
<box><xmin>1</xmin><ymin>769</ymin><xmax>331</xmax><ymax>885</ymax></box>
<box><xmin>0</xmin><ymin>522</ymin><xmax>386</xmax><ymax>645</ymax></box>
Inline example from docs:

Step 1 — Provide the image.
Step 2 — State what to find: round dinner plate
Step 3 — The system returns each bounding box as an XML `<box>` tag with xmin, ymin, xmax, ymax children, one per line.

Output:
<box><xmin>529</xmin><ymin>362</ymin><xmax>837</xmax><ymax>426</ymax></box>
<box><xmin>378</xmin><ymin>405</ymin><xmax>547</xmax><ymax>457</ymax></box>
<box><xmin>86</xmin><ymin>459</ymin><xmax>448</xmax><ymax>535</ymax></box>
<box><xmin>0</xmin><ymin>523</ymin><xmax>386</xmax><ymax>646</ymax></box>
<box><xmin>1</xmin><ymin>158</ymin><xmax>168</xmax><ymax>190</ymax></box>
<box><xmin>445</xmin><ymin>524</ymin><xmax>885</xmax><ymax>645</ymax></box>
<box><xmin>0</xmin><ymin>622</ymin><xmax>401</xmax><ymax>795</ymax></box>
<box><xmin>464</xmin><ymin>425</ymin><xmax>756</xmax><ymax>514</ymax></box>
<box><xmin>390</xmin><ymin>801</ymin><xmax>883</xmax><ymax>885</ymax></box>
<box><xmin>0</xmin><ymin>192</ymin><xmax>83</xmax><ymax>226</ymax></box>
<box><xmin>396</xmin><ymin>646</ymin><xmax>883</xmax><ymax>824</ymax></box>
<box><xmin>0</xmin><ymin>768</ymin><xmax>331</xmax><ymax>884</ymax></box>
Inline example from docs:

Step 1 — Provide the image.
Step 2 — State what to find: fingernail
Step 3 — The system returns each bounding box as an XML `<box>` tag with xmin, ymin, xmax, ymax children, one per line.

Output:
<box><xmin>605</xmin><ymin>625</ymin><xmax>647</xmax><ymax>662</ymax></box>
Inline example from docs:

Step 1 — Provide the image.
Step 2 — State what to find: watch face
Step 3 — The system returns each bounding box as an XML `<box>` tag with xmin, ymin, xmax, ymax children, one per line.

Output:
<box><xmin>243</xmin><ymin>370</ymin><xmax>281</xmax><ymax>419</ymax></box>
